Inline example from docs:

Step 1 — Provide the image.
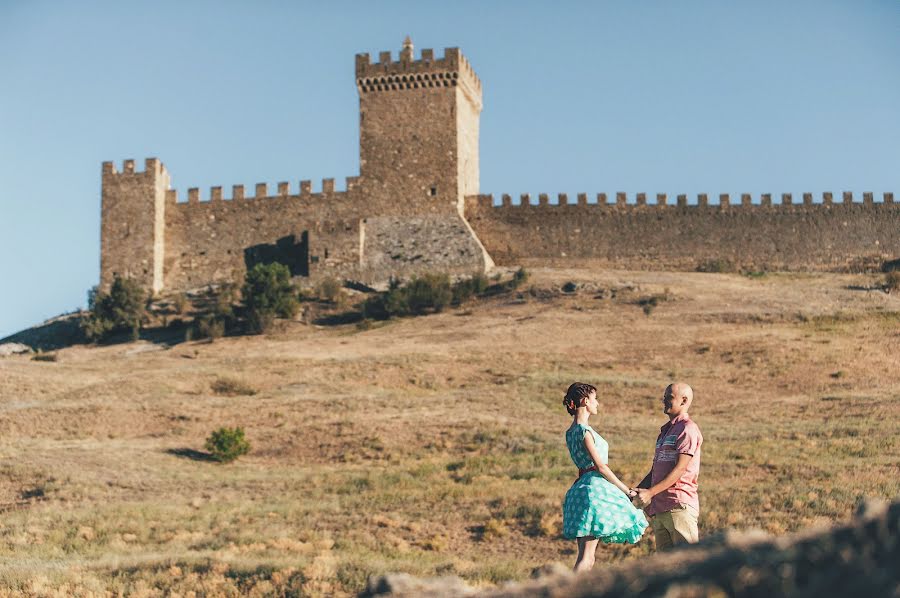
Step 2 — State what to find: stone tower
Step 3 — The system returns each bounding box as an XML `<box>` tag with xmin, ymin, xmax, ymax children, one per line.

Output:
<box><xmin>355</xmin><ymin>38</ymin><xmax>483</xmax><ymax>216</ymax></box>
<box><xmin>100</xmin><ymin>158</ymin><xmax>170</xmax><ymax>293</ymax></box>
<box><xmin>98</xmin><ymin>40</ymin><xmax>494</xmax><ymax>295</ymax></box>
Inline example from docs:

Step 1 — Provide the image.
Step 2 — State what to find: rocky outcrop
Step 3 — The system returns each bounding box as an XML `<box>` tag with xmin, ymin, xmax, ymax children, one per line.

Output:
<box><xmin>361</xmin><ymin>499</ymin><xmax>899</xmax><ymax>597</ymax></box>
<box><xmin>0</xmin><ymin>312</ymin><xmax>85</xmax><ymax>352</ymax></box>
<box><xmin>0</xmin><ymin>342</ymin><xmax>32</xmax><ymax>356</ymax></box>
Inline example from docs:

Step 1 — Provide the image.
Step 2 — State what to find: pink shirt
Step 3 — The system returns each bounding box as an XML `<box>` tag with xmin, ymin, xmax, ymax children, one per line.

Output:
<box><xmin>648</xmin><ymin>413</ymin><xmax>702</xmax><ymax>516</ymax></box>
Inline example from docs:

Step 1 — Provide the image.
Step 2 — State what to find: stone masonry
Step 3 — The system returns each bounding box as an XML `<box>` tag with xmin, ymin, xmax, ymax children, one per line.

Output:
<box><xmin>100</xmin><ymin>40</ymin><xmax>899</xmax><ymax>294</ymax></box>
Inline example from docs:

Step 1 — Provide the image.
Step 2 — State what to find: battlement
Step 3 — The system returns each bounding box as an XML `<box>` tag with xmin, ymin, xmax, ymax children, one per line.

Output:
<box><xmin>102</xmin><ymin>157</ymin><xmax>166</xmax><ymax>177</ymax></box>
<box><xmin>355</xmin><ymin>40</ymin><xmax>481</xmax><ymax>96</ymax></box>
<box><xmin>468</xmin><ymin>191</ymin><xmax>897</xmax><ymax>209</ymax></box>
<box><xmin>166</xmin><ymin>176</ymin><xmax>361</xmax><ymax>204</ymax></box>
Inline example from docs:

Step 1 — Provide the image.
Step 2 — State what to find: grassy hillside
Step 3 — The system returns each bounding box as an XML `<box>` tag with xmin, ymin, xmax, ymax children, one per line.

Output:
<box><xmin>0</xmin><ymin>268</ymin><xmax>897</xmax><ymax>596</ymax></box>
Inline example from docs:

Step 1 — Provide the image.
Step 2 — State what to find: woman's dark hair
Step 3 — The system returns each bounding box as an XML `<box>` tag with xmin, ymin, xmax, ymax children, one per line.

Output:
<box><xmin>563</xmin><ymin>382</ymin><xmax>597</xmax><ymax>415</ymax></box>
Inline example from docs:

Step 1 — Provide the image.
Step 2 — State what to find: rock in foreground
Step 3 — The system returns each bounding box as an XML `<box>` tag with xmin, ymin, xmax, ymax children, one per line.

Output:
<box><xmin>362</xmin><ymin>499</ymin><xmax>899</xmax><ymax>597</ymax></box>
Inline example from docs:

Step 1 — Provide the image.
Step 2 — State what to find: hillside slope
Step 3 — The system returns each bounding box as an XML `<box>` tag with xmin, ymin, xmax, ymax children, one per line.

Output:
<box><xmin>0</xmin><ymin>268</ymin><xmax>897</xmax><ymax>596</ymax></box>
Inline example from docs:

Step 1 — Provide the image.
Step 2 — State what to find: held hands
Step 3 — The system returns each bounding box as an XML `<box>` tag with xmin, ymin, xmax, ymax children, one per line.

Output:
<box><xmin>630</xmin><ymin>488</ymin><xmax>652</xmax><ymax>509</ymax></box>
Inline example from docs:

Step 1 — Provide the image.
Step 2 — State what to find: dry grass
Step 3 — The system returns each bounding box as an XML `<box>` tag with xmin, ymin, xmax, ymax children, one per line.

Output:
<box><xmin>0</xmin><ymin>268</ymin><xmax>898</xmax><ymax>596</ymax></box>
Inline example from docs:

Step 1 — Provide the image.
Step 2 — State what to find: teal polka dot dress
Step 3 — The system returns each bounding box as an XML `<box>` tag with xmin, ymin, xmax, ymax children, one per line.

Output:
<box><xmin>562</xmin><ymin>423</ymin><xmax>648</xmax><ymax>542</ymax></box>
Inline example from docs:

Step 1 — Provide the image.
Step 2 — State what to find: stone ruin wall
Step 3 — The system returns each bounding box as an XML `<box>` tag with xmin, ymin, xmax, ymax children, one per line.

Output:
<box><xmin>465</xmin><ymin>191</ymin><xmax>900</xmax><ymax>272</ymax></box>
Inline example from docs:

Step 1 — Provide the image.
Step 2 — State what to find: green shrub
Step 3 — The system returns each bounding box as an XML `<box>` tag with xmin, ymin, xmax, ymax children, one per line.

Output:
<box><xmin>205</xmin><ymin>427</ymin><xmax>250</xmax><ymax>462</ymax></box>
<box><xmin>316</xmin><ymin>277</ymin><xmax>344</xmax><ymax>303</ymax></box>
<box><xmin>81</xmin><ymin>275</ymin><xmax>148</xmax><ymax>342</ymax></box>
<box><xmin>362</xmin><ymin>273</ymin><xmax>453</xmax><ymax>320</ymax></box>
<box><xmin>452</xmin><ymin>280</ymin><xmax>475</xmax><ymax>305</ymax></box>
<box><xmin>562</xmin><ymin>281</ymin><xmax>578</xmax><ymax>293</ymax></box>
<box><xmin>241</xmin><ymin>263</ymin><xmax>298</xmax><ymax>333</ymax></box>
<box><xmin>190</xmin><ymin>315</ymin><xmax>226</xmax><ymax>341</ymax></box>
<box><xmin>471</xmin><ymin>272</ymin><xmax>489</xmax><ymax>295</ymax></box>
<box><xmin>210</xmin><ymin>377</ymin><xmax>257</xmax><ymax>396</ymax></box>
<box><xmin>696</xmin><ymin>259</ymin><xmax>736</xmax><ymax>273</ymax></box>
<box><xmin>212</xmin><ymin>284</ymin><xmax>237</xmax><ymax>319</ymax></box>
<box><xmin>405</xmin><ymin>273</ymin><xmax>452</xmax><ymax>314</ymax></box>
<box><xmin>452</xmin><ymin>272</ymin><xmax>490</xmax><ymax>305</ymax></box>
<box><xmin>885</xmin><ymin>271</ymin><xmax>900</xmax><ymax>293</ymax></box>
<box><xmin>511</xmin><ymin>267</ymin><xmax>529</xmax><ymax>288</ymax></box>
<box><xmin>882</xmin><ymin>258</ymin><xmax>900</xmax><ymax>273</ymax></box>
<box><xmin>172</xmin><ymin>293</ymin><xmax>189</xmax><ymax>315</ymax></box>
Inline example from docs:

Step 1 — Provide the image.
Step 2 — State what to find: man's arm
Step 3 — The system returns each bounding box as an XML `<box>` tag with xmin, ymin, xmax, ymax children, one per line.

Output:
<box><xmin>635</xmin><ymin>453</ymin><xmax>692</xmax><ymax>507</ymax></box>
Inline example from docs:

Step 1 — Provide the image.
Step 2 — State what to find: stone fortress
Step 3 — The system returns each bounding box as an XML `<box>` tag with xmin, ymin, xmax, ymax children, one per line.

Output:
<box><xmin>100</xmin><ymin>38</ymin><xmax>899</xmax><ymax>294</ymax></box>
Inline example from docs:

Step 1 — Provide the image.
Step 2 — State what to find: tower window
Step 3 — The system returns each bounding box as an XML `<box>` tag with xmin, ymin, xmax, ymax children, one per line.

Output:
<box><xmin>430</xmin><ymin>187</ymin><xmax>438</xmax><ymax>197</ymax></box>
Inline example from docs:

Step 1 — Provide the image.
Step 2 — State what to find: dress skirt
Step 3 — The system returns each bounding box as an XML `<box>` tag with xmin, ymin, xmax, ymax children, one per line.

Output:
<box><xmin>562</xmin><ymin>471</ymin><xmax>648</xmax><ymax>542</ymax></box>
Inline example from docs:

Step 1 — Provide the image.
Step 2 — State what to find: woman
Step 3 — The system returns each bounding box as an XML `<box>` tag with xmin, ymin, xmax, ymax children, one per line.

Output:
<box><xmin>562</xmin><ymin>382</ymin><xmax>648</xmax><ymax>572</ymax></box>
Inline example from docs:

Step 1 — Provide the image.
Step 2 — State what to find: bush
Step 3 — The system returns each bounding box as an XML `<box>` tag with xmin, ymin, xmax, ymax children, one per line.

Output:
<box><xmin>882</xmin><ymin>258</ymin><xmax>900</xmax><ymax>273</ymax></box>
<box><xmin>562</xmin><ymin>281</ymin><xmax>578</xmax><ymax>293</ymax></box>
<box><xmin>404</xmin><ymin>273</ymin><xmax>452</xmax><ymax>314</ymax></box>
<box><xmin>242</xmin><ymin>263</ymin><xmax>299</xmax><ymax>333</ymax></box>
<box><xmin>211</xmin><ymin>377</ymin><xmax>257</xmax><ymax>396</ymax></box>
<box><xmin>362</xmin><ymin>273</ymin><xmax>454</xmax><ymax>320</ymax></box>
<box><xmin>172</xmin><ymin>293</ymin><xmax>189</xmax><ymax>315</ymax></box>
<box><xmin>470</xmin><ymin>272</ymin><xmax>489</xmax><ymax>295</ymax></box>
<box><xmin>511</xmin><ymin>267</ymin><xmax>529</xmax><ymax>288</ymax></box>
<box><xmin>190</xmin><ymin>315</ymin><xmax>226</xmax><ymax>341</ymax></box>
<box><xmin>696</xmin><ymin>259</ymin><xmax>736</xmax><ymax>273</ymax></box>
<box><xmin>452</xmin><ymin>272</ymin><xmax>490</xmax><ymax>305</ymax></box>
<box><xmin>205</xmin><ymin>426</ymin><xmax>251</xmax><ymax>462</ymax></box>
<box><xmin>81</xmin><ymin>275</ymin><xmax>148</xmax><ymax>342</ymax></box>
<box><xmin>885</xmin><ymin>271</ymin><xmax>900</xmax><ymax>293</ymax></box>
<box><xmin>316</xmin><ymin>277</ymin><xmax>344</xmax><ymax>303</ymax></box>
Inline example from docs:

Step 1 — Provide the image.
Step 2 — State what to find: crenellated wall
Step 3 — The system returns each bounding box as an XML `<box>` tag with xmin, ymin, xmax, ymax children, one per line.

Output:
<box><xmin>163</xmin><ymin>177</ymin><xmax>366</xmax><ymax>291</ymax></box>
<box><xmin>465</xmin><ymin>192</ymin><xmax>900</xmax><ymax>271</ymax></box>
<box><xmin>99</xmin><ymin>40</ymin><xmax>897</xmax><ymax>295</ymax></box>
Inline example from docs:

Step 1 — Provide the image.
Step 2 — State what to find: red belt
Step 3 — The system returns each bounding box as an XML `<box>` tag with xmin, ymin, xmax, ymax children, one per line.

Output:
<box><xmin>577</xmin><ymin>465</ymin><xmax>597</xmax><ymax>481</ymax></box>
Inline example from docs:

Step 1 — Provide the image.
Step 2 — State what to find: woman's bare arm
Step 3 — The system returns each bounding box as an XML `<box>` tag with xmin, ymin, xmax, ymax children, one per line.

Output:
<box><xmin>583</xmin><ymin>433</ymin><xmax>631</xmax><ymax>495</ymax></box>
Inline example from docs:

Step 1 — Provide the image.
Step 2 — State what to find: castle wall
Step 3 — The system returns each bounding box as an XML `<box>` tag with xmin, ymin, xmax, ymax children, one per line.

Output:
<box><xmin>102</xmin><ymin>42</ymin><xmax>899</xmax><ymax>295</ymax></box>
<box><xmin>163</xmin><ymin>180</ymin><xmax>364</xmax><ymax>291</ymax></box>
<box><xmin>465</xmin><ymin>193</ymin><xmax>900</xmax><ymax>271</ymax></box>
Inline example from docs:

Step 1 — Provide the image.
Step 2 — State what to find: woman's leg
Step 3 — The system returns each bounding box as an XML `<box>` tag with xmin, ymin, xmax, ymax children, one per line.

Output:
<box><xmin>574</xmin><ymin>536</ymin><xmax>599</xmax><ymax>572</ymax></box>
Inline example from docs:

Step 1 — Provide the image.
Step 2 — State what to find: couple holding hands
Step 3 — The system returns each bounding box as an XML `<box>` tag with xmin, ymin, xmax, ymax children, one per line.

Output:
<box><xmin>561</xmin><ymin>381</ymin><xmax>703</xmax><ymax>572</ymax></box>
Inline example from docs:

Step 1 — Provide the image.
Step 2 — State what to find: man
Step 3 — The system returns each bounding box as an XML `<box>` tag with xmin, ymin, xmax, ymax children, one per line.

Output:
<box><xmin>632</xmin><ymin>382</ymin><xmax>703</xmax><ymax>549</ymax></box>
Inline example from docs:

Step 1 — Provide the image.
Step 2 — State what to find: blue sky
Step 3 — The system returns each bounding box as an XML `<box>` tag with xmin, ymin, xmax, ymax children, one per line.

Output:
<box><xmin>1</xmin><ymin>1</ymin><xmax>898</xmax><ymax>338</ymax></box>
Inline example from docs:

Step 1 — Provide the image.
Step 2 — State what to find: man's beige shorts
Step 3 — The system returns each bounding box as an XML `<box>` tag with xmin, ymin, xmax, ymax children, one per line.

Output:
<box><xmin>651</xmin><ymin>503</ymin><xmax>699</xmax><ymax>550</ymax></box>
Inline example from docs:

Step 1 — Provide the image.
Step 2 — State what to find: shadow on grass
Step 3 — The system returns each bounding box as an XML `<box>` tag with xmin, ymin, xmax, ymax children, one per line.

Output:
<box><xmin>166</xmin><ymin>448</ymin><xmax>217</xmax><ymax>462</ymax></box>
<box><xmin>313</xmin><ymin>310</ymin><xmax>365</xmax><ymax>326</ymax></box>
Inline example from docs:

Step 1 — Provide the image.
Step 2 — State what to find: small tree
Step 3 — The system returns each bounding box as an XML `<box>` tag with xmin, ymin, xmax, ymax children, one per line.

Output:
<box><xmin>205</xmin><ymin>427</ymin><xmax>251</xmax><ymax>463</ymax></box>
<box><xmin>81</xmin><ymin>275</ymin><xmax>148</xmax><ymax>342</ymax></box>
<box><xmin>242</xmin><ymin>263</ymin><xmax>299</xmax><ymax>333</ymax></box>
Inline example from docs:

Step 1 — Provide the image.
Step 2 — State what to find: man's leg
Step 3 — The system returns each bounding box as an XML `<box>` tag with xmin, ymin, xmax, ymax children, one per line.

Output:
<box><xmin>669</xmin><ymin>504</ymin><xmax>700</xmax><ymax>545</ymax></box>
<box><xmin>651</xmin><ymin>513</ymin><xmax>675</xmax><ymax>551</ymax></box>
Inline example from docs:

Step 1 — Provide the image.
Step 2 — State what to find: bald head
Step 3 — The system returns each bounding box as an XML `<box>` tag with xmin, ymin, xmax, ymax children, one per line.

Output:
<box><xmin>663</xmin><ymin>382</ymin><xmax>694</xmax><ymax>419</ymax></box>
<box><xmin>670</xmin><ymin>382</ymin><xmax>693</xmax><ymax>404</ymax></box>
